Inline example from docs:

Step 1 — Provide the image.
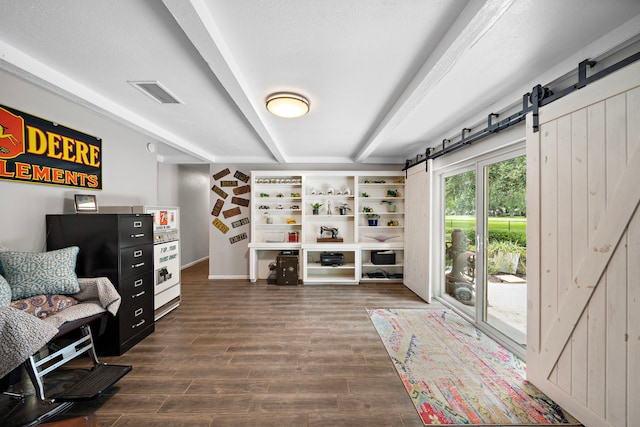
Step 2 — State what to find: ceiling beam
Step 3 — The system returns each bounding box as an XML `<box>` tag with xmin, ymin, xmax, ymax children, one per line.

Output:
<box><xmin>353</xmin><ymin>0</ymin><xmax>515</xmax><ymax>163</ymax></box>
<box><xmin>162</xmin><ymin>0</ymin><xmax>287</xmax><ymax>163</ymax></box>
<box><xmin>0</xmin><ymin>39</ymin><xmax>214</xmax><ymax>163</ymax></box>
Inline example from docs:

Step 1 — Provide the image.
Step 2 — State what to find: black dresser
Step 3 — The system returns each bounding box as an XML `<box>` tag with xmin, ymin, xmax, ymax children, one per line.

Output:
<box><xmin>46</xmin><ymin>214</ymin><xmax>155</xmax><ymax>356</ymax></box>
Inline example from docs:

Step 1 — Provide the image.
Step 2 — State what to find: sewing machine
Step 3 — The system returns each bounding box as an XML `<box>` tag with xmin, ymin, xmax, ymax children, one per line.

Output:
<box><xmin>320</xmin><ymin>226</ymin><xmax>339</xmax><ymax>239</ymax></box>
<box><xmin>317</xmin><ymin>225</ymin><xmax>343</xmax><ymax>242</ymax></box>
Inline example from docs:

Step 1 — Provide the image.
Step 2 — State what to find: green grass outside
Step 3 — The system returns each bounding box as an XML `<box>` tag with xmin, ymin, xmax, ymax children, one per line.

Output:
<box><xmin>445</xmin><ymin>215</ymin><xmax>527</xmax><ymax>233</ymax></box>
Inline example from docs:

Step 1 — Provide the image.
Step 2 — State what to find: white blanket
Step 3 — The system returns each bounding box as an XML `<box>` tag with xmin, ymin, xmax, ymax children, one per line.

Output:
<box><xmin>0</xmin><ymin>277</ymin><xmax>121</xmax><ymax>378</ymax></box>
<box><xmin>0</xmin><ymin>306</ymin><xmax>58</xmax><ymax>378</ymax></box>
<box><xmin>43</xmin><ymin>277</ymin><xmax>121</xmax><ymax>328</ymax></box>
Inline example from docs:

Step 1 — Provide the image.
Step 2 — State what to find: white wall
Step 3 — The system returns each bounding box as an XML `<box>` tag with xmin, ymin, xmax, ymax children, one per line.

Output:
<box><xmin>0</xmin><ymin>69</ymin><xmax>158</xmax><ymax>251</ymax></box>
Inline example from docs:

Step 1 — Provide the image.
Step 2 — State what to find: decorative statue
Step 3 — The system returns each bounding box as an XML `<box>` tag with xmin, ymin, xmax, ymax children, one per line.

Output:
<box><xmin>445</xmin><ymin>229</ymin><xmax>476</xmax><ymax>306</ymax></box>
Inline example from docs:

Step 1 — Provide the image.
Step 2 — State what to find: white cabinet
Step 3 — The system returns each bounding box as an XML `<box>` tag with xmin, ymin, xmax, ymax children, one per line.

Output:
<box><xmin>304</xmin><ymin>173</ymin><xmax>356</xmax><ymax>244</ymax></box>
<box><xmin>251</xmin><ymin>174</ymin><xmax>303</xmax><ymax>246</ymax></box>
<box><xmin>357</xmin><ymin>175</ymin><xmax>405</xmax><ymax>282</ymax></box>
<box><xmin>249</xmin><ymin>171</ymin><xmax>405</xmax><ymax>284</ymax></box>
<box><xmin>357</xmin><ymin>175</ymin><xmax>405</xmax><ymax>244</ymax></box>
<box><xmin>360</xmin><ymin>245</ymin><xmax>404</xmax><ymax>282</ymax></box>
<box><xmin>303</xmin><ymin>245</ymin><xmax>359</xmax><ymax>285</ymax></box>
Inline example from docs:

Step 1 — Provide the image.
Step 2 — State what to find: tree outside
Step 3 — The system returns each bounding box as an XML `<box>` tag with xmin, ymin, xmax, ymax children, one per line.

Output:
<box><xmin>445</xmin><ymin>156</ymin><xmax>526</xmax><ymax>218</ymax></box>
<box><xmin>445</xmin><ymin>155</ymin><xmax>527</xmax><ymax>276</ymax></box>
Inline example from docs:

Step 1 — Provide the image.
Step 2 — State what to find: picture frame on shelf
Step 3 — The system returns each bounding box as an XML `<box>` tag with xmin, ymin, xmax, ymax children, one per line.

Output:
<box><xmin>74</xmin><ymin>194</ymin><xmax>98</xmax><ymax>213</ymax></box>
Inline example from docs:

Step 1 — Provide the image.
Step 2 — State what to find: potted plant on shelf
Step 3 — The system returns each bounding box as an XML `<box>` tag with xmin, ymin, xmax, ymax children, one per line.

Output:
<box><xmin>311</xmin><ymin>202</ymin><xmax>323</xmax><ymax>215</ymax></box>
<box><xmin>380</xmin><ymin>199</ymin><xmax>397</xmax><ymax>212</ymax></box>
<box><xmin>336</xmin><ymin>203</ymin><xmax>351</xmax><ymax>216</ymax></box>
<box><xmin>366</xmin><ymin>213</ymin><xmax>380</xmax><ymax>226</ymax></box>
<box><xmin>386</xmin><ymin>189</ymin><xmax>401</xmax><ymax>198</ymax></box>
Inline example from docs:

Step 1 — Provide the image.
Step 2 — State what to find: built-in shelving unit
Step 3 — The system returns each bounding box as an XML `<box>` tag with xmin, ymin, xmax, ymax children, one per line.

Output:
<box><xmin>249</xmin><ymin>171</ymin><xmax>404</xmax><ymax>284</ymax></box>
<box><xmin>303</xmin><ymin>245</ymin><xmax>359</xmax><ymax>285</ymax></box>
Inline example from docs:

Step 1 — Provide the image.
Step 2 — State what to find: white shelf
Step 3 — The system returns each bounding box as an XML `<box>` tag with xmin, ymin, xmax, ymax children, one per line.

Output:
<box><xmin>307</xmin><ymin>262</ymin><xmax>356</xmax><ymax>270</ymax></box>
<box><xmin>306</xmin><ymin>214</ymin><xmax>354</xmax><ymax>218</ymax></box>
<box><xmin>360</xmin><ymin>277</ymin><xmax>403</xmax><ymax>283</ymax></box>
<box><xmin>362</xmin><ymin>262</ymin><xmax>404</xmax><ymax>267</ymax></box>
<box><xmin>249</xmin><ymin>242</ymin><xmax>302</xmax><ymax>249</ymax></box>
<box><xmin>251</xmin><ymin>171</ymin><xmax>405</xmax><ymax>284</ymax></box>
<box><xmin>357</xmin><ymin>211</ymin><xmax>404</xmax><ymax>215</ymax></box>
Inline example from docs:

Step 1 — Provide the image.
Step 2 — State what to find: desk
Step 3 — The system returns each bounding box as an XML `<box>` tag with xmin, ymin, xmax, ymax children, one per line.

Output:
<box><xmin>248</xmin><ymin>243</ymin><xmax>301</xmax><ymax>281</ymax></box>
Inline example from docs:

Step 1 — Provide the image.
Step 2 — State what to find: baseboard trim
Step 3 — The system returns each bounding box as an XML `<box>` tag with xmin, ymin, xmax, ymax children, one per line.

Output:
<box><xmin>208</xmin><ymin>275</ymin><xmax>249</xmax><ymax>280</ymax></box>
<box><xmin>181</xmin><ymin>256</ymin><xmax>208</xmax><ymax>270</ymax></box>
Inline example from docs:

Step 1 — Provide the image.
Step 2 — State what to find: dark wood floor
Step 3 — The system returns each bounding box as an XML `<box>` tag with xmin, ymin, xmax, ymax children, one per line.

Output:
<box><xmin>60</xmin><ymin>261</ymin><xmax>443</xmax><ymax>426</ymax></box>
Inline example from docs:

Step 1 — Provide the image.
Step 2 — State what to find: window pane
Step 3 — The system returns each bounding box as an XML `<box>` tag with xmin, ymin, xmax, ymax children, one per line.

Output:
<box><xmin>485</xmin><ymin>155</ymin><xmax>527</xmax><ymax>346</ymax></box>
<box><xmin>444</xmin><ymin>170</ymin><xmax>476</xmax><ymax>317</ymax></box>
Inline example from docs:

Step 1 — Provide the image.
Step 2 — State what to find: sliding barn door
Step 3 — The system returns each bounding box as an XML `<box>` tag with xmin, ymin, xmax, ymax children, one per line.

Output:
<box><xmin>404</xmin><ymin>162</ymin><xmax>432</xmax><ymax>302</ymax></box>
<box><xmin>527</xmin><ymin>59</ymin><xmax>640</xmax><ymax>427</ymax></box>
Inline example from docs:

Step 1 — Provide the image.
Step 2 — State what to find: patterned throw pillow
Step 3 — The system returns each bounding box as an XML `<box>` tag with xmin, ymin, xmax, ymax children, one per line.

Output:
<box><xmin>0</xmin><ymin>274</ymin><xmax>10</xmax><ymax>306</ymax></box>
<box><xmin>11</xmin><ymin>294</ymin><xmax>78</xmax><ymax>319</ymax></box>
<box><xmin>0</xmin><ymin>246</ymin><xmax>81</xmax><ymax>300</ymax></box>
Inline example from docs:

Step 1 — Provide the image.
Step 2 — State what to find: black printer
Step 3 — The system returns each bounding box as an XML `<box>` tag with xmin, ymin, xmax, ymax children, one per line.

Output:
<box><xmin>320</xmin><ymin>252</ymin><xmax>344</xmax><ymax>266</ymax></box>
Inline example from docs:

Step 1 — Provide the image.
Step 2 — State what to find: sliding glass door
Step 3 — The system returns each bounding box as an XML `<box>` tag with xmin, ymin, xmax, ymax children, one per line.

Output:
<box><xmin>443</xmin><ymin>168</ymin><xmax>476</xmax><ymax>319</ymax></box>
<box><xmin>440</xmin><ymin>147</ymin><xmax>527</xmax><ymax>353</ymax></box>
<box><xmin>483</xmin><ymin>155</ymin><xmax>527</xmax><ymax>346</ymax></box>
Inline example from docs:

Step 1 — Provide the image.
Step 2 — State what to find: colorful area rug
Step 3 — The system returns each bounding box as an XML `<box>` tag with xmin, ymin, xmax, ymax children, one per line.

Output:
<box><xmin>367</xmin><ymin>309</ymin><xmax>580</xmax><ymax>426</ymax></box>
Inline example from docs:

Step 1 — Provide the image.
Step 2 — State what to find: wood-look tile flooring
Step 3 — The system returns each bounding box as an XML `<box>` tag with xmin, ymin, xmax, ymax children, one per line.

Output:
<box><xmin>61</xmin><ymin>261</ymin><xmax>444</xmax><ymax>426</ymax></box>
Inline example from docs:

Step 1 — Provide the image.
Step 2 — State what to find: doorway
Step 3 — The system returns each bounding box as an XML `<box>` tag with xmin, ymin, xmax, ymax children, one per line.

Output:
<box><xmin>440</xmin><ymin>147</ymin><xmax>527</xmax><ymax>354</ymax></box>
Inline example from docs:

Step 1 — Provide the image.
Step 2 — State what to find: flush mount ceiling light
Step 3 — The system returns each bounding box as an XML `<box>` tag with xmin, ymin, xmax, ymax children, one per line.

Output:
<box><xmin>266</xmin><ymin>92</ymin><xmax>310</xmax><ymax>118</ymax></box>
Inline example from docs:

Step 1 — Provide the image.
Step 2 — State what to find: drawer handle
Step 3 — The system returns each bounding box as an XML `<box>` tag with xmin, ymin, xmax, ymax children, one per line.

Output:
<box><xmin>130</xmin><ymin>233</ymin><xmax>145</xmax><ymax>238</ymax></box>
<box><xmin>132</xmin><ymin>291</ymin><xmax>145</xmax><ymax>298</ymax></box>
<box><xmin>134</xmin><ymin>250</ymin><xmax>143</xmax><ymax>257</ymax></box>
<box><xmin>132</xmin><ymin>319</ymin><xmax>145</xmax><ymax>329</ymax></box>
<box><xmin>135</xmin><ymin>308</ymin><xmax>143</xmax><ymax>317</ymax></box>
<box><xmin>134</xmin><ymin>221</ymin><xmax>142</xmax><ymax>228</ymax></box>
<box><xmin>132</xmin><ymin>262</ymin><xmax>145</xmax><ymax>268</ymax></box>
<box><xmin>134</xmin><ymin>279</ymin><xmax>144</xmax><ymax>287</ymax></box>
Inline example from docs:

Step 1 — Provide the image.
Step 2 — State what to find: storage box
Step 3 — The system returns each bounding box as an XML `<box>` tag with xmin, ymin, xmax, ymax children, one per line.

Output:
<box><xmin>371</xmin><ymin>250</ymin><xmax>395</xmax><ymax>265</ymax></box>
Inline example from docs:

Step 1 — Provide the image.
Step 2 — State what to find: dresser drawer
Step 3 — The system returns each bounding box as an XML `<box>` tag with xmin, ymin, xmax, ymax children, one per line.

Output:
<box><xmin>119</xmin><ymin>244</ymin><xmax>153</xmax><ymax>279</ymax></box>
<box><xmin>119</xmin><ymin>296</ymin><xmax>154</xmax><ymax>343</ymax></box>
<box><xmin>118</xmin><ymin>215</ymin><xmax>152</xmax><ymax>248</ymax></box>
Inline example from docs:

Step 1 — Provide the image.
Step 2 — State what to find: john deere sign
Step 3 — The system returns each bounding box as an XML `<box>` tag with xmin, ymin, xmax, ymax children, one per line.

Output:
<box><xmin>0</xmin><ymin>104</ymin><xmax>101</xmax><ymax>189</ymax></box>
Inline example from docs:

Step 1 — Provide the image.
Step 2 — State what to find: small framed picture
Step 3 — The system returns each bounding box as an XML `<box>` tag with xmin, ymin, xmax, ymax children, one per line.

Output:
<box><xmin>74</xmin><ymin>194</ymin><xmax>98</xmax><ymax>213</ymax></box>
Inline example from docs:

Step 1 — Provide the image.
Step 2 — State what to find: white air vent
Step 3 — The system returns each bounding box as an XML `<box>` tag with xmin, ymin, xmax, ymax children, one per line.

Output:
<box><xmin>128</xmin><ymin>81</ymin><xmax>183</xmax><ymax>104</ymax></box>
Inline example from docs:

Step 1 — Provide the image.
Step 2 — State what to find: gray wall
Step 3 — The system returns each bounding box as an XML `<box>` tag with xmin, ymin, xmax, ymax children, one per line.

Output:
<box><xmin>164</xmin><ymin>163</ymin><xmax>210</xmax><ymax>267</ymax></box>
<box><xmin>0</xmin><ymin>69</ymin><xmax>158</xmax><ymax>251</ymax></box>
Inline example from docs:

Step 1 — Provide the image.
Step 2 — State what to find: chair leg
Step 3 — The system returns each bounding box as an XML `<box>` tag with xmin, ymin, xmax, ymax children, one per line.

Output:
<box><xmin>22</xmin><ymin>323</ymin><xmax>102</xmax><ymax>403</ymax></box>
<box><xmin>80</xmin><ymin>324</ymin><xmax>101</xmax><ymax>366</ymax></box>
<box><xmin>24</xmin><ymin>355</ymin><xmax>50</xmax><ymax>403</ymax></box>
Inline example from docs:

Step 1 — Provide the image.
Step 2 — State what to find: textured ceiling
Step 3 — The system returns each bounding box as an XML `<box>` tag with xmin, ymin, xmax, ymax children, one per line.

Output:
<box><xmin>1</xmin><ymin>0</ymin><xmax>639</xmax><ymax>164</ymax></box>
